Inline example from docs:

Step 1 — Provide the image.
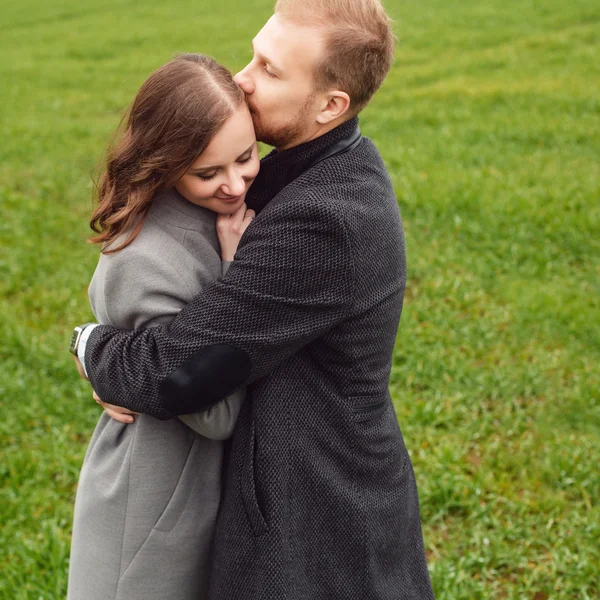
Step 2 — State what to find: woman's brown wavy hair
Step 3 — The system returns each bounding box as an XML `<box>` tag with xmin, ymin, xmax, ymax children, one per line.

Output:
<box><xmin>90</xmin><ymin>53</ymin><xmax>245</xmax><ymax>253</ymax></box>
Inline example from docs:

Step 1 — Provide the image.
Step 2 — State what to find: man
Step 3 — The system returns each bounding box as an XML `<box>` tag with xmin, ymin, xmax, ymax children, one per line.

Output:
<box><xmin>72</xmin><ymin>0</ymin><xmax>435</xmax><ymax>597</ymax></box>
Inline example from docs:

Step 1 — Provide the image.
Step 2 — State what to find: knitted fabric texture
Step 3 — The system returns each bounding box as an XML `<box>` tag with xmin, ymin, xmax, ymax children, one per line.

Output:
<box><xmin>86</xmin><ymin>117</ymin><xmax>434</xmax><ymax>599</ymax></box>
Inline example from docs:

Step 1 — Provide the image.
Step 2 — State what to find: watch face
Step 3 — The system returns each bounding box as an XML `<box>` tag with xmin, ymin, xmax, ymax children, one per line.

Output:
<box><xmin>69</xmin><ymin>328</ymin><xmax>81</xmax><ymax>354</ymax></box>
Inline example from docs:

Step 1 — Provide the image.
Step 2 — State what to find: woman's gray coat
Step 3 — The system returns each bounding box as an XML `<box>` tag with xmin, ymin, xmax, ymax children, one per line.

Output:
<box><xmin>67</xmin><ymin>189</ymin><xmax>243</xmax><ymax>600</ymax></box>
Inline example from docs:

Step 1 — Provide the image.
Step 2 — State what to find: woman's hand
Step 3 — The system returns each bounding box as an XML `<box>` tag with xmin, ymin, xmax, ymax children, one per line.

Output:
<box><xmin>72</xmin><ymin>355</ymin><xmax>89</xmax><ymax>381</ymax></box>
<box><xmin>216</xmin><ymin>202</ymin><xmax>256</xmax><ymax>261</ymax></box>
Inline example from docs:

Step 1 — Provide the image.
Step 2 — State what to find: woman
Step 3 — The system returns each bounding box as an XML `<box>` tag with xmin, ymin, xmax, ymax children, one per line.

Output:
<box><xmin>67</xmin><ymin>53</ymin><xmax>259</xmax><ymax>600</ymax></box>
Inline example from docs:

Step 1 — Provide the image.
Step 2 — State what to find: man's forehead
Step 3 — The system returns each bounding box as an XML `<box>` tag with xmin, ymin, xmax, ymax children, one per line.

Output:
<box><xmin>253</xmin><ymin>14</ymin><xmax>325</xmax><ymax>70</ymax></box>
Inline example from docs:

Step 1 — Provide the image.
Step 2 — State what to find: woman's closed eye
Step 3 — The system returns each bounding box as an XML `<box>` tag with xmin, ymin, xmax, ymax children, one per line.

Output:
<box><xmin>194</xmin><ymin>149</ymin><xmax>254</xmax><ymax>181</ymax></box>
<box><xmin>196</xmin><ymin>171</ymin><xmax>218</xmax><ymax>181</ymax></box>
<box><xmin>237</xmin><ymin>151</ymin><xmax>254</xmax><ymax>164</ymax></box>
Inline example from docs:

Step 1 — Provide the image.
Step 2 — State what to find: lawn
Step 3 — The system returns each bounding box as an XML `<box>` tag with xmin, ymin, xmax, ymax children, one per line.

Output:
<box><xmin>1</xmin><ymin>0</ymin><xmax>598</xmax><ymax>598</ymax></box>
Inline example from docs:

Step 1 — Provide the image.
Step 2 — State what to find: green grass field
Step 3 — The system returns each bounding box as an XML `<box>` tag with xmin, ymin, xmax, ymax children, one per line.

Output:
<box><xmin>1</xmin><ymin>0</ymin><xmax>598</xmax><ymax>597</ymax></box>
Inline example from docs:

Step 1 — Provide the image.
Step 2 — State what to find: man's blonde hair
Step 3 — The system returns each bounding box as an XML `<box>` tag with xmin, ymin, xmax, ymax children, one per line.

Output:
<box><xmin>274</xmin><ymin>0</ymin><xmax>395</xmax><ymax>115</ymax></box>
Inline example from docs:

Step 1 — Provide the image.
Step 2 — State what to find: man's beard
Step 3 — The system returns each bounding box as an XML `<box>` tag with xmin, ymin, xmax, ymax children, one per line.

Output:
<box><xmin>250</xmin><ymin>94</ymin><xmax>315</xmax><ymax>149</ymax></box>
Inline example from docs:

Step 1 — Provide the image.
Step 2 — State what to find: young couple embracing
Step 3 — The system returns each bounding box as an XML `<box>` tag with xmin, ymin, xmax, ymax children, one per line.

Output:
<box><xmin>67</xmin><ymin>1</ymin><xmax>435</xmax><ymax>598</ymax></box>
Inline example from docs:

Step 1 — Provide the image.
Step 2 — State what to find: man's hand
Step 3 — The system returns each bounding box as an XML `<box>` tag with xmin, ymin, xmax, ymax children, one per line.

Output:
<box><xmin>72</xmin><ymin>355</ymin><xmax>89</xmax><ymax>381</ymax></box>
<box><xmin>217</xmin><ymin>202</ymin><xmax>256</xmax><ymax>261</ymax></box>
<box><xmin>93</xmin><ymin>390</ymin><xmax>140</xmax><ymax>424</ymax></box>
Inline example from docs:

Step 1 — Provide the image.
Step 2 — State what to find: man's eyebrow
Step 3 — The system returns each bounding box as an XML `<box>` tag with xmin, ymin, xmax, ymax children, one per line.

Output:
<box><xmin>189</xmin><ymin>143</ymin><xmax>255</xmax><ymax>172</ymax></box>
<box><xmin>251</xmin><ymin>39</ymin><xmax>283</xmax><ymax>75</ymax></box>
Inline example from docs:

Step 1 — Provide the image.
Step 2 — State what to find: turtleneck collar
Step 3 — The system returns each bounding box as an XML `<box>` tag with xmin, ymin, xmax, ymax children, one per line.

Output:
<box><xmin>246</xmin><ymin>116</ymin><xmax>359</xmax><ymax>213</ymax></box>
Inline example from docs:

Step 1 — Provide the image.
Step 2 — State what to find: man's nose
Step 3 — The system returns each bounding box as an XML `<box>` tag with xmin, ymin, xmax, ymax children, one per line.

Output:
<box><xmin>234</xmin><ymin>67</ymin><xmax>254</xmax><ymax>95</ymax></box>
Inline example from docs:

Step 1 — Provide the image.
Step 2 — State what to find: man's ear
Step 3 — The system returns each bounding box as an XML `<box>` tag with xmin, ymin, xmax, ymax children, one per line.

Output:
<box><xmin>316</xmin><ymin>91</ymin><xmax>351</xmax><ymax>124</ymax></box>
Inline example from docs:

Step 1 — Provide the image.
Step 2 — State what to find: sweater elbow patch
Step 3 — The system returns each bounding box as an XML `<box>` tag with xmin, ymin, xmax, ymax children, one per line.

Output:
<box><xmin>159</xmin><ymin>344</ymin><xmax>251</xmax><ymax>415</ymax></box>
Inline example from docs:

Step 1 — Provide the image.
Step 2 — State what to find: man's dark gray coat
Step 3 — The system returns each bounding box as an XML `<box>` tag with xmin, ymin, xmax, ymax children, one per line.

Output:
<box><xmin>84</xmin><ymin>117</ymin><xmax>435</xmax><ymax>599</ymax></box>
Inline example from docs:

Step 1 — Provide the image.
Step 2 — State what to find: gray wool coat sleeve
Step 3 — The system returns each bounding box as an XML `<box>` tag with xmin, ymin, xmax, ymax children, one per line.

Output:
<box><xmin>91</xmin><ymin>241</ymin><xmax>243</xmax><ymax>439</ymax></box>
<box><xmin>84</xmin><ymin>193</ymin><xmax>354</xmax><ymax>419</ymax></box>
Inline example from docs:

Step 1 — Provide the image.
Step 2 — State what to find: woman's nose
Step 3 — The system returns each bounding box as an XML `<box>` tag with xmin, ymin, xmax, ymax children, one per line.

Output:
<box><xmin>234</xmin><ymin>67</ymin><xmax>254</xmax><ymax>95</ymax></box>
<box><xmin>222</xmin><ymin>173</ymin><xmax>246</xmax><ymax>197</ymax></box>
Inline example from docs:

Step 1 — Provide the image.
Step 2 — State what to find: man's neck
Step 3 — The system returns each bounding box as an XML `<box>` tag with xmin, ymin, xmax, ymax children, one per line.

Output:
<box><xmin>274</xmin><ymin>115</ymin><xmax>354</xmax><ymax>152</ymax></box>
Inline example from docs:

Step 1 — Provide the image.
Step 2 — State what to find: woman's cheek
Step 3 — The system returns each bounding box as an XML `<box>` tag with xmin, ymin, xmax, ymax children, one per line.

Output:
<box><xmin>248</xmin><ymin>157</ymin><xmax>261</xmax><ymax>179</ymax></box>
<box><xmin>192</xmin><ymin>180</ymin><xmax>214</xmax><ymax>200</ymax></box>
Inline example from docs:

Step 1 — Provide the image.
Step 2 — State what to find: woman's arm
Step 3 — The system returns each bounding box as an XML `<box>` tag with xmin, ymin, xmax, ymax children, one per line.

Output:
<box><xmin>178</xmin><ymin>388</ymin><xmax>243</xmax><ymax>440</ymax></box>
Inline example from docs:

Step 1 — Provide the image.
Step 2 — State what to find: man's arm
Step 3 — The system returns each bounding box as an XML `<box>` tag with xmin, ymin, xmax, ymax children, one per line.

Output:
<box><xmin>77</xmin><ymin>232</ymin><xmax>247</xmax><ymax>435</ymax></box>
<box><xmin>84</xmin><ymin>197</ymin><xmax>354</xmax><ymax>420</ymax></box>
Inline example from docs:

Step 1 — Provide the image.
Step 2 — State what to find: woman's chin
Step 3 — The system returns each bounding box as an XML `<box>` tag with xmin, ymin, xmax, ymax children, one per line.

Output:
<box><xmin>217</xmin><ymin>196</ymin><xmax>246</xmax><ymax>214</ymax></box>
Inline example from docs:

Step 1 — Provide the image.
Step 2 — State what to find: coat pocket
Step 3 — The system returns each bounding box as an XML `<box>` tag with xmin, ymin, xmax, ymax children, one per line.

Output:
<box><xmin>349</xmin><ymin>395</ymin><xmax>389</xmax><ymax>422</ymax></box>
<box><xmin>239</xmin><ymin>419</ymin><xmax>269</xmax><ymax>537</ymax></box>
<box><xmin>152</xmin><ymin>447</ymin><xmax>197</xmax><ymax>532</ymax></box>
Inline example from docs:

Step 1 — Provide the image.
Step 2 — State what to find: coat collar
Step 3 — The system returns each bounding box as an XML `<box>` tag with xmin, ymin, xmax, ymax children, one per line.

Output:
<box><xmin>247</xmin><ymin>117</ymin><xmax>359</xmax><ymax>213</ymax></box>
<box><xmin>150</xmin><ymin>187</ymin><xmax>217</xmax><ymax>228</ymax></box>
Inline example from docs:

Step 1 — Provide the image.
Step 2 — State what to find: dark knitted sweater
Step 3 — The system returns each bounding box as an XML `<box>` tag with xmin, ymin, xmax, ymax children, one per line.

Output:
<box><xmin>85</xmin><ymin>117</ymin><xmax>434</xmax><ymax>599</ymax></box>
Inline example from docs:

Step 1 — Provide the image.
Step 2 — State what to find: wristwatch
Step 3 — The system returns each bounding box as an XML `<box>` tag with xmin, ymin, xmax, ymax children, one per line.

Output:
<box><xmin>69</xmin><ymin>323</ymin><xmax>95</xmax><ymax>356</ymax></box>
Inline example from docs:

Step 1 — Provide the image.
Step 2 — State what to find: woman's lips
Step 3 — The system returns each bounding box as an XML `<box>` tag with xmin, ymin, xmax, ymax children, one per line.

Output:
<box><xmin>215</xmin><ymin>194</ymin><xmax>243</xmax><ymax>203</ymax></box>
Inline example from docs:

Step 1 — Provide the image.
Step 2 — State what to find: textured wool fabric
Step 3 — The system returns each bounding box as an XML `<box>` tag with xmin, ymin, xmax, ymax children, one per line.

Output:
<box><xmin>86</xmin><ymin>117</ymin><xmax>435</xmax><ymax>599</ymax></box>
